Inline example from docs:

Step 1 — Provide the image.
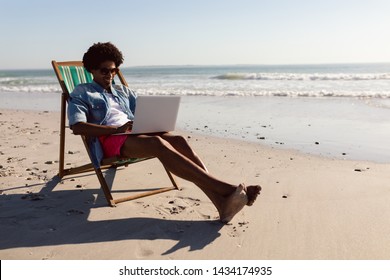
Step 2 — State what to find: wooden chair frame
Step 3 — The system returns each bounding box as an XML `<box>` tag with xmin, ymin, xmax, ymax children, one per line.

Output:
<box><xmin>51</xmin><ymin>60</ymin><xmax>179</xmax><ymax>206</ymax></box>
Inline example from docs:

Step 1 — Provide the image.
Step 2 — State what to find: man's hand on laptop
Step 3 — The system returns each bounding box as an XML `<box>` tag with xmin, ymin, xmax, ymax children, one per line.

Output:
<box><xmin>116</xmin><ymin>121</ymin><xmax>133</xmax><ymax>134</ymax></box>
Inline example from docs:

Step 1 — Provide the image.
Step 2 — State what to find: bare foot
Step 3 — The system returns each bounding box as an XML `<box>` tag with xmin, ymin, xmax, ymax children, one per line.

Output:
<box><xmin>219</xmin><ymin>184</ymin><xmax>248</xmax><ymax>223</ymax></box>
<box><xmin>244</xmin><ymin>184</ymin><xmax>262</xmax><ymax>206</ymax></box>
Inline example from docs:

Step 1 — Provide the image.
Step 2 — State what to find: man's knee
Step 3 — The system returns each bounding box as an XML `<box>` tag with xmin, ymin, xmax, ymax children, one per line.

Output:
<box><xmin>147</xmin><ymin>135</ymin><xmax>171</xmax><ymax>155</ymax></box>
<box><xmin>169</xmin><ymin>134</ymin><xmax>189</xmax><ymax>147</ymax></box>
<box><xmin>148</xmin><ymin>135</ymin><xmax>164</xmax><ymax>147</ymax></box>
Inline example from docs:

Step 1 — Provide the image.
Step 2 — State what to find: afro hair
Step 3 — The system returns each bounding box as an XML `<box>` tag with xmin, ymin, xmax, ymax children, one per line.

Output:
<box><xmin>82</xmin><ymin>42</ymin><xmax>124</xmax><ymax>72</ymax></box>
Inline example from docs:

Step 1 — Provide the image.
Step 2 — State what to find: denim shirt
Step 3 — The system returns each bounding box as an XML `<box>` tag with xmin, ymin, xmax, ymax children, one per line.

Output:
<box><xmin>67</xmin><ymin>81</ymin><xmax>137</xmax><ymax>167</ymax></box>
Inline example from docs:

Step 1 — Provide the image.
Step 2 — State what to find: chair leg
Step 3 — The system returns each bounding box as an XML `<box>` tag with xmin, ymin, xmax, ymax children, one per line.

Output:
<box><xmin>112</xmin><ymin>186</ymin><xmax>178</xmax><ymax>204</ymax></box>
<box><xmin>94</xmin><ymin>167</ymin><xmax>115</xmax><ymax>206</ymax></box>
<box><xmin>58</xmin><ymin>93</ymin><xmax>67</xmax><ymax>179</ymax></box>
<box><xmin>95</xmin><ymin>163</ymin><xmax>180</xmax><ymax>207</ymax></box>
<box><xmin>163</xmin><ymin>166</ymin><xmax>180</xmax><ymax>190</ymax></box>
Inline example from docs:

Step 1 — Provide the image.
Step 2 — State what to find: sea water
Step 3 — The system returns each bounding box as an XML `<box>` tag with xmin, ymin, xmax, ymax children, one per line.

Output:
<box><xmin>121</xmin><ymin>63</ymin><xmax>390</xmax><ymax>99</ymax></box>
<box><xmin>1</xmin><ymin>63</ymin><xmax>390</xmax><ymax>99</ymax></box>
<box><xmin>1</xmin><ymin>63</ymin><xmax>390</xmax><ymax>162</ymax></box>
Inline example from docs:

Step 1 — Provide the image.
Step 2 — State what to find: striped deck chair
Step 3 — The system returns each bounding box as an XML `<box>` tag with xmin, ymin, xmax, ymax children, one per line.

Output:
<box><xmin>51</xmin><ymin>60</ymin><xmax>179</xmax><ymax>206</ymax></box>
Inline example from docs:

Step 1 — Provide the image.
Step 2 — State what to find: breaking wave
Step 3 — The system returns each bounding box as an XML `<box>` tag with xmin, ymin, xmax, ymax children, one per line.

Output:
<box><xmin>212</xmin><ymin>72</ymin><xmax>390</xmax><ymax>81</ymax></box>
<box><xmin>0</xmin><ymin>77</ymin><xmax>60</xmax><ymax>93</ymax></box>
<box><xmin>1</xmin><ymin>64</ymin><xmax>390</xmax><ymax>99</ymax></box>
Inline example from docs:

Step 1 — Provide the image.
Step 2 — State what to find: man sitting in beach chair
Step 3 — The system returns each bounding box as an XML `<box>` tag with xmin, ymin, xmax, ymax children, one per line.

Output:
<box><xmin>68</xmin><ymin>42</ymin><xmax>261</xmax><ymax>223</ymax></box>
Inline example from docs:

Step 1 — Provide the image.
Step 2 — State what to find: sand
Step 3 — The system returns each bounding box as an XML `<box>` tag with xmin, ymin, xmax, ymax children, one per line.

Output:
<box><xmin>1</xmin><ymin>108</ymin><xmax>390</xmax><ymax>260</ymax></box>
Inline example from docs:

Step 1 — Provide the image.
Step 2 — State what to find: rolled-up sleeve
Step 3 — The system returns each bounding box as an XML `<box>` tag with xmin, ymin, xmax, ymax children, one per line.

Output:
<box><xmin>67</xmin><ymin>86</ymin><xmax>89</xmax><ymax>127</ymax></box>
<box><xmin>125</xmin><ymin>87</ymin><xmax>137</xmax><ymax>115</ymax></box>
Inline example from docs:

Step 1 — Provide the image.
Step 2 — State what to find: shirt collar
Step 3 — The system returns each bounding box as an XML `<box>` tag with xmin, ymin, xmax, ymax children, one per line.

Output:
<box><xmin>91</xmin><ymin>80</ymin><xmax>118</xmax><ymax>97</ymax></box>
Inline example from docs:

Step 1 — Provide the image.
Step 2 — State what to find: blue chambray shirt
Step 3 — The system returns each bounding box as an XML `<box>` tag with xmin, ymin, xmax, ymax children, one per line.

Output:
<box><xmin>67</xmin><ymin>81</ymin><xmax>137</xmax><ymax>167</ymax></box>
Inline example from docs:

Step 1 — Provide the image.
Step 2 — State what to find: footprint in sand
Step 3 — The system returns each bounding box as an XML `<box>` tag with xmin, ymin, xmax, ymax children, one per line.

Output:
<box><xmin>167</xmin><ymin>197</ymin><xmax>212</xmax><ymax>219</ymax></box>
<box><xmin>136</xmin><ymin>248</ymin><xmax>154</xmax><ymax>258</ymax></box>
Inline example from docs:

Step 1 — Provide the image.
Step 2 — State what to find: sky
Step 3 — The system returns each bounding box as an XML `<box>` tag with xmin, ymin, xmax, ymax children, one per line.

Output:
<box><xmin>1</xmin><ymin>0</ymin><xmax>390</xmax><ymax>69</ymax></box>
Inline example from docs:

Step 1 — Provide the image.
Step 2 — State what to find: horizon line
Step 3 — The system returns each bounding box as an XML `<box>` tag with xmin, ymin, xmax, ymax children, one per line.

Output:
<box><xmin>1</xmin><ymin>61</ymin><xmax>390</xmax><ymax>71</ymax></box>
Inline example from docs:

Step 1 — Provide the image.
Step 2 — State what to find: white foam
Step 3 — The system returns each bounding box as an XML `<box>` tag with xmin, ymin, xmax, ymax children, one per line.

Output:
<box><xmin>1</xmin><ymin>65</ymin><xmax>390</xmax><ymax>99</ymax></box>
<box><xmin>133</xmin><ymin>88</ymin><xmax>390</xmax><ymax>98</ymax></box>
<box><xmin>212</xmin><ymin>72</ymin><xmax>390</xmax><ymax>81</ymax></box>
<box><xmin>0</xmin><ymin>85</ymin><xmax>61</xmax><ymax>93</ymax></box>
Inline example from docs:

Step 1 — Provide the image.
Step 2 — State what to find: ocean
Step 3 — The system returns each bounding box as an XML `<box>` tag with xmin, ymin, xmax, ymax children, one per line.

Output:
<box><xmin>2</xmin><ymin>63</ymin><xmax>390</xmax><ymax>99</ymax></box>
<box><xmin>1</xmin><ymin>63</ymin><xmax>390</xmax><ymax>163</ymax></box>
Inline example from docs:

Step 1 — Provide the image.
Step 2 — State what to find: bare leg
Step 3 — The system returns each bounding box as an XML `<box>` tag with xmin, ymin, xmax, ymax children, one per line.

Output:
<box><xmin>121</xmin><ymin>134</ymin><xmax>252</xmax><ymax>222</ymax></box>
<box><xmin>159</xmin><ymin>133</ymin><xmax>209</xmax><ymax>172</ymax></box>
<box><xmin>122</xmin><ymin>135</ymin><xmax>233</xmax><ymax>196</ymax></box>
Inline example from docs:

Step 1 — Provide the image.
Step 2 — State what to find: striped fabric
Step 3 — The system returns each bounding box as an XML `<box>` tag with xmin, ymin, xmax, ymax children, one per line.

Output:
<box><xmin>59</xmin><ymin>65</ymin><xmax>93</xmax><ymax>93</ymax></box>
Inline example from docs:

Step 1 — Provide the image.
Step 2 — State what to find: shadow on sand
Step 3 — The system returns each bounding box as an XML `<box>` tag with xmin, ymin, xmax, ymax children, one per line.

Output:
<box><xmin>0</xmin><ymin>175</ymin><xmax>224</xmax><ymax>257</ymax></box>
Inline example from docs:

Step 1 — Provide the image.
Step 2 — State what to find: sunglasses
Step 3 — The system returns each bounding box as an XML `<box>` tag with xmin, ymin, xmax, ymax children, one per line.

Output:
<box><xmin>99</xmin><ymin>67</ymin><xmax>119</xmax><ymax>75</ymax></box>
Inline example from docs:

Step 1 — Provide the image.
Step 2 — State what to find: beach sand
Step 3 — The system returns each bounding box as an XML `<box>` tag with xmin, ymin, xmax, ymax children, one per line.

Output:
<box><xmin>1</xmin><ymin>108</ymin><xmax>390</xmax><ymax>260</ymax></box>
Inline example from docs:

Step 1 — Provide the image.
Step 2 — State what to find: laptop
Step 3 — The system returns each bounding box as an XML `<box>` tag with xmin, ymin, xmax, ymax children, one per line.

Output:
<box><xmin>118</xmin><ymin>95</ymin><xmax>181</xmax><ymax>134</ymax></box>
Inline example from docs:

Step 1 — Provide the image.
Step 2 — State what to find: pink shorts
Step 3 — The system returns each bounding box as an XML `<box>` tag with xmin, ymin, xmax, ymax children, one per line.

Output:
<box><xmin>98</xmin><ymin>135</ymin><xmax>128</xmax><ymax>158</ymax></box>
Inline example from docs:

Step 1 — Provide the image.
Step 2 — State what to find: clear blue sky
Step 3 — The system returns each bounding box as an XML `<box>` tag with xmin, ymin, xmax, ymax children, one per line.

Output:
<box><xmin>1</xmin><ymin>0</ymin><xmax>390</xmax><ymax>69</ymax></box>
